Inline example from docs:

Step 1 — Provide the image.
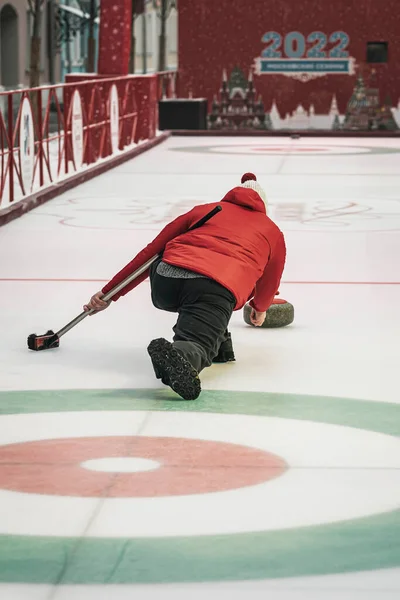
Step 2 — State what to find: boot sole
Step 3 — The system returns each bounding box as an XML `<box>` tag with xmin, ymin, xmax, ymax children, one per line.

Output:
<box><xmin>147</xmin><ymin>338</ymin><xmax>201</xmax><ymax>401</ymax></box>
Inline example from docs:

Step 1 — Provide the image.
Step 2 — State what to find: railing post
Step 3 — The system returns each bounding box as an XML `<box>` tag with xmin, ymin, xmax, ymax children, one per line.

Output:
<box><xmin>63</xmin><ymin>86</ymin><xmax>69</xmax><ymax>175</ymax></box>
<box><xmin>7</xmin><ymin>94</ymin><xmax>14</xmax><ymax>203</ymax></box>
<box><xmin>37</xmin><ymin>89</ymin><xmax>44</xmax><ymax>187</ymax></box>
<box><xmin>168</xmin><ymin>74</ymin><xmax>172</xmax><ymax>98</ymax></box>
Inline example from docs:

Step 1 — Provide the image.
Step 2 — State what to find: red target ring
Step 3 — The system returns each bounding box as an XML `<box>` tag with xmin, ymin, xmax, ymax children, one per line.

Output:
<box><xmin>252</xmin><ymin>146</ymin><xmax>329</xmax><ymax>153</ymax></box>
<box><xmin>0</xmin><ymin>436</ymin><xmax>287</xmax><ymax>498</ymax></box>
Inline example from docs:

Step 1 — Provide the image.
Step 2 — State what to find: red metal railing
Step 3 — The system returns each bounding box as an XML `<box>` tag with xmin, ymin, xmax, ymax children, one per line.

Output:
<box><xmin>0</xmin><ymin>71</ymin><xmax>177</xmax><ymax>209</ymax></box>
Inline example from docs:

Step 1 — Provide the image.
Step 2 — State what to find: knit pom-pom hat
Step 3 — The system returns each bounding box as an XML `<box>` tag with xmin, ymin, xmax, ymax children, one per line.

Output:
<box><xmin>240</xmin><ymin>173</ymin><xmax>267</xmax><ymax>208</ymax></box>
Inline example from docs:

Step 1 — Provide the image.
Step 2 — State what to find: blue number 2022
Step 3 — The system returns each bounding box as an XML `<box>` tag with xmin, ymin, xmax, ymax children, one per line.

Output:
<box><xmin>261</xmin><ymin>31</ymin><xmax>350</xmax><ymax>59</ymax></box>
<box><xmin>285</xmin><ymin>32</ymin><xmax>306</xmax><ymax>58</ymax></box>
<box><xmin>307</xmin><ymin>32</ymin><xmax>327</xmax><ymax>58</ymax></box>
<box><xmin>329</xmin><ymin>32</ymin><xmax>350</xmax><ymax>58</ymax></box>
<box><xmin>261</xmin><ymin>32</ymin><xmax>282</xmax><ymax>58</ymax></box>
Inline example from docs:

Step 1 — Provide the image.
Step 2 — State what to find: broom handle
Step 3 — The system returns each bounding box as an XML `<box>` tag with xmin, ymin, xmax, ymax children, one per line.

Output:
<box><xmin>56</xmin><ymin>205</ymin><xmax>222</xmax><ymax>339</ymax></box>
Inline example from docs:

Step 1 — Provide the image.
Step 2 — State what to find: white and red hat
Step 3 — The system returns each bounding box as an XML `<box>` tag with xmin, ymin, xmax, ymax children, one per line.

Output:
<box><xmin>239</xmin><ymin>172</ymin><xmax>267</xmax><ymax>209</ymax></box>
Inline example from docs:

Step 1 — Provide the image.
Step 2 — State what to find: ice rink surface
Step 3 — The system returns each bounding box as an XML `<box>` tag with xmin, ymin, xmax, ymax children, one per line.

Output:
<box><xmin>0</xmin><ymin>136</ymin><xmax>399</xmax><ymax>599</ymax></box>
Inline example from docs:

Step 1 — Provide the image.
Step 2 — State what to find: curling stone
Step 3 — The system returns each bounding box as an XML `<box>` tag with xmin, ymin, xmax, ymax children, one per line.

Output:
<box><xmin>243</xmin><ymin>298</ymin><xmax>294</xmax><ymax>328</ymax></box>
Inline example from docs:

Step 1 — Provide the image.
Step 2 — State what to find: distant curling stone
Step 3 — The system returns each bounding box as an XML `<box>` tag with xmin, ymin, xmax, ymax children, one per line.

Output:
<box><xmin>243</xmin><ymin>298</ymin><xmax>294</xmax><ymax>328</ymax></box>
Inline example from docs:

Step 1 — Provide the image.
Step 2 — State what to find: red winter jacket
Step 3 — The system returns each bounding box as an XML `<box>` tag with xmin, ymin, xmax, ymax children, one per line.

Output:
<box><xmin>102</xmin><ymin>187</ymin><xmax>286</xmax><ymax>311</ymax></box>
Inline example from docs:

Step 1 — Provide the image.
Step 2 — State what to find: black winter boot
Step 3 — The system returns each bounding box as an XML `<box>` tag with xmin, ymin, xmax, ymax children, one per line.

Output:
<box><xmin>147</xmin><ymin>338</ymin><xmax>201</xmax><ymax>400</ymax></box>
<box><xmin>213</xmin><ymin>332</ymin><xmax>236</xmax><ymax>363</ymax></box>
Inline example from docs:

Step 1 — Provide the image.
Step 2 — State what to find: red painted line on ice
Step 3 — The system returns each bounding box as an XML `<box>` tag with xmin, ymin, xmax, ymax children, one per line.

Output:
<box><xmin>0</xmin><ymin>278</ymin><xmax>109</xmax><ymax>282</ymax></box>
<box><xmin>284</xmin><ymin>281</ymin><xmax>400</xmax><ymax>285</ymax></box>
<box><xmin>0</xmin><ymin>279</ymin><xmax>399</xmax><ymax>285</ymax></box>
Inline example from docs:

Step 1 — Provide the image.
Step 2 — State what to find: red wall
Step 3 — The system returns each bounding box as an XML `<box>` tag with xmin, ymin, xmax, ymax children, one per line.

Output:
<box><xmin>178</xmin><ymin>0</ymin><xmax>400</xmax><ymax>117</ymax></box>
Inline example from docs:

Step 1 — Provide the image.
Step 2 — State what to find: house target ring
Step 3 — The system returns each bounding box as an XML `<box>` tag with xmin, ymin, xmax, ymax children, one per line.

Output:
<box><xmin>0</xmin><ymin>388</ymin><xmax>399</xmax><ymax>584</ymax></box>
<box><xmin>170</xmin><ymin>143</ymin><xmax>400</xmax><ymax>157</ymax></box>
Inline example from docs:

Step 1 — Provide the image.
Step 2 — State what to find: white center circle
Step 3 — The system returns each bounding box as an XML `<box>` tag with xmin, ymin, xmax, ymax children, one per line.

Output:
<box><xmin>81</xmin><ymin>457</ymin><xmax>161</xmax><ymax>473</ymax></box>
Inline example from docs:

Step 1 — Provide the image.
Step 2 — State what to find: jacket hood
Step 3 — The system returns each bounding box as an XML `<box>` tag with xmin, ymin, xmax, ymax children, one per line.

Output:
<box><xmin>220</xmin><ymin>187</ymin><xmax>267</xmax><ymax>213</ymax></box>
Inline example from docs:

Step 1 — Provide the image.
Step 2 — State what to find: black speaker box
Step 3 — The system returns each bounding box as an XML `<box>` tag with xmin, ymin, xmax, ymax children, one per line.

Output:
<box><xmin>158</xmin><ymin>99</ymin><xmax>208</xmax><ymax>130</ymax></box>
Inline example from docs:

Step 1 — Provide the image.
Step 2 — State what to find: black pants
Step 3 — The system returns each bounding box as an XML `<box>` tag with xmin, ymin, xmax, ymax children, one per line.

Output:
<box><xmin>150</xmin><ymin>263</ymin><xmax>235</xmax><ymax>373</ymax></box>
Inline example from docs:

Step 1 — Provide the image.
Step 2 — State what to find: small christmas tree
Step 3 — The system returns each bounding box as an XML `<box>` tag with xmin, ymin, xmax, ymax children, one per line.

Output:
<box><xmin>343</xmin><ymin>74</ymin><xmax>369</xmax><ymax>130</ymax></box>
<box><xmin>332</xmin><ymin>114</ymin><xmax>341</xmax><ymax>130</ymax></box>
<box><xmin>329</xmin><ymin>95</ymin><xmax>339</xmax><ymax>116</ymax></box>
<box><xmin>264</xmin><ymin>111</ymin><xmax>273</xmax><ymax>130</ymax></box>
<box><xmin>378</xmin><ymin>95</ymin><xmax>398</xmax><ymax>130</ymax></box>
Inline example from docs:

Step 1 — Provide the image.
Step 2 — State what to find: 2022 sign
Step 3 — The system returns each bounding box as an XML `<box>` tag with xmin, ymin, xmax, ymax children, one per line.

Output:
<box><xmin>262</xmin><ymin>31</ymin><xmax>349</xmax><ymax>59</ymax></box>
<box><xmin>254</xmin><ymin>31</ymin><xmax>355</xmax><ymax>81</ymax></box>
